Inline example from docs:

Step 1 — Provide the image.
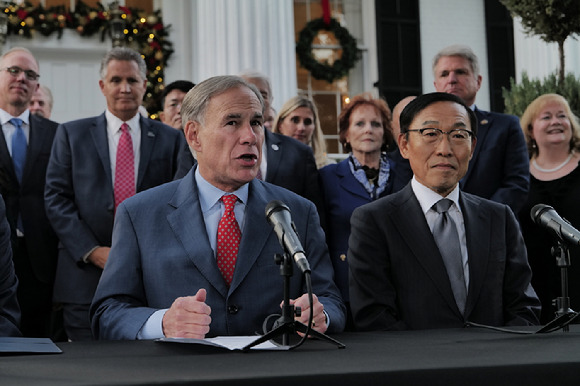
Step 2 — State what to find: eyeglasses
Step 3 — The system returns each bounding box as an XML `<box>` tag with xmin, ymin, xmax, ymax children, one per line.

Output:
<box><xmin>406</xmin><ymin>128</ymin><xmax>473</xmax><ymax>145</ymax></box>
<box><xmin>2</xmin><ymin>66</ymin><xmax>40</xmax><ymax>81</ymax></box>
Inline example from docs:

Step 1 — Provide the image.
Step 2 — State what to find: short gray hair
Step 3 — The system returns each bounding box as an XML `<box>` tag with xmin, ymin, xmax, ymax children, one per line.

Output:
<box><xmin>238</xmin><ymin>70</ymin><xmax>272</xmax><ymax>102</ymax></box>
<box><xmin>0</xmin><ymin>47</ymin><xmax>39</xmax><ymax>69</ymax></box>
<box><xmin>180</xmin><ymin>75</ymin><xmax>264</xmax><ymax>125</ymax></box>
<box><xmin>100</xmin><ymin>47</ymin><xmax>147</xmax><ymax>80</ymax></box>
<box><xmin>432</xmin><ymin>44</ymin><xmax>480</xmax><ymax>78</ymax></box>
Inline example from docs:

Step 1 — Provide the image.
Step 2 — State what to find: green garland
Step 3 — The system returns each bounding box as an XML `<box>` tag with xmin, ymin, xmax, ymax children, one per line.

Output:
<box><xmin>2</xmin><ymin>1</ymin><xmax>174</xmax><ymax>117</ymax></box>
<box><xmin>296</xmin><ymin>17</ymin><xmax>361</xmax><ymax>83</ymax></box>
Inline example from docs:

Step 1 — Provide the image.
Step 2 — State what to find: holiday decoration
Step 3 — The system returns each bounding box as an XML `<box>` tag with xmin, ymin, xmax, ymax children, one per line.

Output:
<box><xmin>296</xmin><ymin>17</ymin><xmax>361</xmax><ymax>83</ymax></box>
<box><xmin>2</xmin><ymin>1</ymin><xmax>174</xmax><ymax>116</ymax></box>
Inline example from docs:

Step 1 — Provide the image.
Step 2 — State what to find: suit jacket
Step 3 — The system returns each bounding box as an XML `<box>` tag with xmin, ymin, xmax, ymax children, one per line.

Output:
<box><xmin>0</xmin><ymin>114</ymin><xmax>58</xmax><ymax>284</ymax></box>
<box><xmin>174</xmin><ymin>129</ymin><xmax>326</xmax><ymax>224</ymax></box>
<box><xmin>45</xmin><ymin>113</ymin><xmax>184</xmax><ymax>304</ymax></box>
<box><xmin>0</xmin><ymin>194</ymin><xmax>21</xmax><ymax>337</ymax></box>
<box><xmin>264</xmin><ymin>130</ymin><xmax>325</xmax><ymax>223</ymax></box>
<box><xmin>460</xmin><ymin>109</ymin><xmax>529</xmax><ymax>214</ymax></box>
<box><xmin>348</xmin><ymin>183</ymin><xmax>540</xmax><ymax>331</ymax></box>
<box><xmin>319</xmin><ymin>156</ymin><xmax>404</xmax><ymax>302</ymax></box>
<box><xmin>90</xmin><ymin>168</ymin><xmax>345</xmax><ymax>339</ymax></box>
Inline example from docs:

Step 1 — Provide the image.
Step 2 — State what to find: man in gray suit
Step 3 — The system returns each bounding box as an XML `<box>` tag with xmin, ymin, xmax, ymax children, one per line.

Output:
<box><xmin>349</xmin><ymin>92</ymin><xmax>540</xmax><ymax>331</ymax></box>
<box><xmin>90</xmin><ymin>75</ymin><xmax>345</xmax><ymax>340</ymax></box>
<box><xmin>45</xmin><ymin>47</ymin><xmax>183</xmax><ymax>340</ymax></box>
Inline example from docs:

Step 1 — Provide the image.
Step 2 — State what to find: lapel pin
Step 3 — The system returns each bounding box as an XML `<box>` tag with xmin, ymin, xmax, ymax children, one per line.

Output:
<box><xmin>271</xmin><ymin>144</ymin><xmax>279</xmax><ymax>151</ymax></box>
<box><xmin>148</xmin><ymin>131</ymin><xmax>155</xmax><ymax>137</ymax></box>
<box><xmin>480</xmin><ymin>119</ymin><xmax>488</xmax><ymax>125</ymax></box>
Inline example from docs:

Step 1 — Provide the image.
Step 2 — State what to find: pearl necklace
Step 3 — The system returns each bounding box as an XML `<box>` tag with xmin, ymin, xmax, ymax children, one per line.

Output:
<box><xmin>532</xmin><ymin>152</ymin><xmax>574</xmax><ymax>173</ymax></box>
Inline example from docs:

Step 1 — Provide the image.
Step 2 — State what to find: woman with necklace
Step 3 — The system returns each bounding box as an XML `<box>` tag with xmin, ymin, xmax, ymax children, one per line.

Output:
<box><xmin>518</xmin><ymin>94</ymin><xmax>580</xmax><ymax>324</ymax></box>
<box><xmin>319</xmin><ymin>94</ymin><xmax>406</xmax><ymax>330</ymax></box>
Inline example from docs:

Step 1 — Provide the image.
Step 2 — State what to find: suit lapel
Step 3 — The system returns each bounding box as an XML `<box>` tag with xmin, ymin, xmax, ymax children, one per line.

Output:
<box><xmin>166</xmin><ymin>169</ymin><xmax>230</xmax><ymax>296</ymax></box>
<box><xmin>462</xmin><ymin>109</ymin><xmax>492</xmax><ymax>186</ymax></box>
<box><xmin>229</xmin><ymin>179</ymin><xmax>272</xmax><ymax>293</ymax></box>
<box><xmin>336</xmin><ymin>160</ymin><xmax>370</xmax><ymax>200</ymax></box>
<box><xmin>264</xmin><ymin>130</ymin><xmax>282</xmax><ymax>182</ymax></box>
<box><xmin>91</xmin><ymin>114</ymin><xmax>113</xmax><ymax>188</ymax></box>
<box><xmin>137</xmin><ymin>116</ymin><xmax>156</xmax><ymax>190</ymax></box>
<box><xmin>22</xmin><ymin>116</ymin><xmax>47</xmax><ymax>184</ymax></box>
<box><xmin>459</xmin><ymin>193</ymin><xmax>490</xmax><ymax>318</ymax></box>
<box><xmin>394</xmin><ymin>185</ymin><xmax>463</xmax><ymax>316</ymax></box>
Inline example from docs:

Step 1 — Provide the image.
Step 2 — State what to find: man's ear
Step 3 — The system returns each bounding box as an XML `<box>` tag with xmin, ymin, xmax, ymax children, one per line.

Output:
<box><xmin>184</xmin><ymin>120</ymin><xmax>202</xmax><ymax>152</ymax></box>
<box><xmin>398</xmin><ymin>133</ymin><xmax>410</xmax><ymax>160</ymax></box>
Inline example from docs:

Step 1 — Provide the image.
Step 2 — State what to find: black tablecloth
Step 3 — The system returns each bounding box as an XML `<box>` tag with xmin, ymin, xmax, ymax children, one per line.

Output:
<box><xmin>2</xmin><ymin>327</ymin><xmax>580</xmax><ymax>385</ymax></box>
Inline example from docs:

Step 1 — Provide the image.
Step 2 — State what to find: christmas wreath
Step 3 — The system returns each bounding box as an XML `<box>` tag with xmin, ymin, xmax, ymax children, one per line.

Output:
<box><xmin>296</xmin><ymin>17</ymin><xmax>361</xmax><ymax>83</ymax></box>
<box><xmin>2</xmin><ymin>1</ymin><xmax>173</xmax><ymax>116</ymax></box>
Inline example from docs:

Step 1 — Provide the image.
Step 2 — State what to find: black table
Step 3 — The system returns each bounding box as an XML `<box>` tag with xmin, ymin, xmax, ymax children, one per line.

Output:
<box><xmin>2</xmin><ymin>327</ymin><xmax>580</xmax><ymax>385</ymax></box>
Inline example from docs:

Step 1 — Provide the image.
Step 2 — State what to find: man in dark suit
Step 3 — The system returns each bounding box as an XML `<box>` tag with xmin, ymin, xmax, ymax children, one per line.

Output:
<box><xmin>349</xmin><ymin>92</ymin><xmax>540</xmax><ymax>331</ymax></box>
<box><xmin>90</xmin><ymin>75</ymin><xmax>345</xmax><ymax>340</ymax></box>
<box><xmin>45</xmin><ymin>47</ymin><xmax>183</xmax><ymax>341</ymax></box>
<box><xmin>432</xmin><ymin>44</ymin><xmax>529</xmax><ymax>214</ymax></box>
<box><xmin>0</xmin><ymin>194</ymin><xmax>21</xmax><ymax>337</ymax></box>
<box><xmin>0</xmin><ymin>47</ymin><xmax>59</xmax><ymax>338</ymax></box>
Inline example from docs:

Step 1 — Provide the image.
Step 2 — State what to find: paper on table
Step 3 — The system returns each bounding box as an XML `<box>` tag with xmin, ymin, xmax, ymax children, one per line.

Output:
<box><xmin>157</xmin><ymin>335</ymin><xmax>290</xmax><ymax>351</ymax></box>
<box><xmin>0</xmin><ymin>337</ymin><xmax>62</xmax><ymax>354</ymax></box>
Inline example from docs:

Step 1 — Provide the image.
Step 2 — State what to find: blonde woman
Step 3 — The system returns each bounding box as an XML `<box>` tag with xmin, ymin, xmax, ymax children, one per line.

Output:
<box><xmin>518</xmin><ymin>93</ymin><xmax>580</xmax><ymax>324</ymax></box>
<box><xmin>273</xmin><ymin>96</ymin><xmax>334</xmax><ymax>168</ymax></box>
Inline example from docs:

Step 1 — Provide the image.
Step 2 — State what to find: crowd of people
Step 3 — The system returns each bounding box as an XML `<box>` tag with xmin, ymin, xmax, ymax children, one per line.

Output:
<box><xmin>1</xmin><ymin>41</ymin><xmax>577</xmax><ymax>341</ymax></box>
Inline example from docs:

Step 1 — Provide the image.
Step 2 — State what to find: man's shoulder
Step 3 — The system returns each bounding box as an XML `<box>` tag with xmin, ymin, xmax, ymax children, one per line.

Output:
<box><xmin>59</xmin><ymin>115</ymin><xmax>102</xmax><ymax>130</ymax></box>
<box><xmin>123</xmin><ymin>178</ymin><xmax>181</xmax><ymax>209</ymax></box>
<box><xmin>30</xmin><ymin>114</ymin><xmax>58</xmax><ymax>131</ymax></box>
<box><xmin>476</xmin><ymin>109</ymin><xmax>519</xmax><ymax>125</ymax></box>
<box><xmin>267</xmin><ymin>130</ymin><xmax>313</xmax><ymax>153</ymax></box>
<box><xmin>357</xmin><ymin>183</ymin><xmax>411</xmax><ymax>213</ymax></box>
<box><xmin>460</xmin><ymin>190</ymin><xmax>510</xmax><ymax>212</ymax></box>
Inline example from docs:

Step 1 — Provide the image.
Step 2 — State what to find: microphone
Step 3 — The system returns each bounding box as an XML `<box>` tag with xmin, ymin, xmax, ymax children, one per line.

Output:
<box><xmin>265</xmin><ymin>200</ymin><xmax>311</xmax><ymax>273</ymax></box>
<box><xmin>531</xmin><ymin>204</ymin><xmax>580</xmax><ymax>246</ymax></box>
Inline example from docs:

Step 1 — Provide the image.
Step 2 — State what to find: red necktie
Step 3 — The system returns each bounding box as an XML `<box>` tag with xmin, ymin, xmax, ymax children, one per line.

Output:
<box><xmin>217</xmin><ymin>194</ymin><xmax>241</xmax><ymax>286</ymax></box>
<box><xmin>114</xmin><ymin>123</ymin><xmax>135</xmax><ymax>209</ymax></box>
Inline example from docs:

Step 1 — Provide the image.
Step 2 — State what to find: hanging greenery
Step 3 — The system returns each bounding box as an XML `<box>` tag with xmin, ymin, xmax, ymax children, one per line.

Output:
<box><xmin>2</xmin><ymin>1</ymin><xmax>174</xmax><ymax>116</ymax></box>
<box><xmin>296</xmin><ymin>17</ymin><xmax>361</xmax><ymax>83</ymax></box>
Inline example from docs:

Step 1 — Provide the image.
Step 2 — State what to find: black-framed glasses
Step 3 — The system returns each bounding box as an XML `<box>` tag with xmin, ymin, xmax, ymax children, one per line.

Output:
<box><xmin>407</xmin><ymin>128</ymin><xmax>473</xmax><ymax>145</ymax></box>
<box><xmin>2</xmin><ymin>66</ymin><xmax>40</xmax><ymax>81</ymax></box>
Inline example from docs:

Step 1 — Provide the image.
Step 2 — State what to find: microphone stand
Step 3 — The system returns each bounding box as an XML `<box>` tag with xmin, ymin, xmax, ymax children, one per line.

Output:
<box><xmin>537</xmin><ymin>240</ymin><xmax>579</xmax><ymax>333</ymax></box>
<box><xmin>243</xmin><ymin>252</ymin><xmax>345</xmax><ymax>351</ymax></box>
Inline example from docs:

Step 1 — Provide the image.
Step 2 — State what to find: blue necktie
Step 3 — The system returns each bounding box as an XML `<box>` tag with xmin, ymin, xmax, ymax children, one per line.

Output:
<box><xmin>10</xmin><ymin>118</ymin><xmax>26</xmax><ymax>183</ymax></box>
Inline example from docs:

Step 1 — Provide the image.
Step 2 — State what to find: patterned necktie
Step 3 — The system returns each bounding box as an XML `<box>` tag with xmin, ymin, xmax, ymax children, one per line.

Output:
<box><xmin>432</xmin><ymin>199</ymin><xmax>467</xmax><ymax>314</ymax></box>
<box><xmin>114</xmin><ymin>123</ymin><xmax>135</xmax><ymax>209</ymax></box>
<box><xmin>217</xmin><ymin>194</ymin><xmax>241</xmax><ymax>286</ymax></box>
<box><xmin>10</xmin><ymin>118</ymin><xmax>26</xmax><ymax>183</ymax></box>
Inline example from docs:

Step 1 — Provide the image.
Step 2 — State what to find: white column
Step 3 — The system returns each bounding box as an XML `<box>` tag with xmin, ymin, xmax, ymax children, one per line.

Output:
<box><xmin>160</xmin><ymin>0</ymin><xmax>297</xmax><ymax>111</ymax></box>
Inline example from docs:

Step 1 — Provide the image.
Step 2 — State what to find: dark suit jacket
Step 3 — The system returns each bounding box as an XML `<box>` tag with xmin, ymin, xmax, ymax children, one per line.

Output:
<box><xmin>0</xmin><ymin>194</ymin><xmax>21</xmax><ymax>337</ymax></box>
<box><xmin>460</xmin><ymin>109</ymin><xmax>529</xmax><ymax>214</ymax></box>
<box><xmin>45</xmin><ymin>113</ymin><xmax>184</xmax><ymax>304</ymax></box>
<box><xmin>90</xmin><ymin>168</ymin><xmax>345</xmax><ymax>339</ymax></box>
<box><xmin>174</xmin><ymin>129</ymin><xmax>325</xmax><ymax>223</ymax></box>
<box><xmin>319</xmin><ymin>156</ymin><xmax>404</xmax><ymax>302</ymax></box>
<box><xmin>348</xmin><ymin>183</ymin><xmax>540</xmax><ymax>331</ymax></box>
<box><xmin>0</xmin><ymin>114</ymin><xmax>58</xmax><ymax>284</ymax></box>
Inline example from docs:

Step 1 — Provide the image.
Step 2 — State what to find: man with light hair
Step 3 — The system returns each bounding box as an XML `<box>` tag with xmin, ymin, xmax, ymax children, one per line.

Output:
<box><xmin>432</xmin><ymin>44</ymin><xmax>529</xmax><ymax>214</ymax></box>
<box><xmin>29</xmin><ymin>84</ymin><xmax>53</xmax><ymax>119</ymax></box>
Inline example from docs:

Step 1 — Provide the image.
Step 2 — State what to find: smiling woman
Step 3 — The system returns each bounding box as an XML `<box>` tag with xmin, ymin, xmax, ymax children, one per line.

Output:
<box><xmin>518</xmin><ymin>93</ymin><xmax>580</xmax><ymax>325</ymax></box>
